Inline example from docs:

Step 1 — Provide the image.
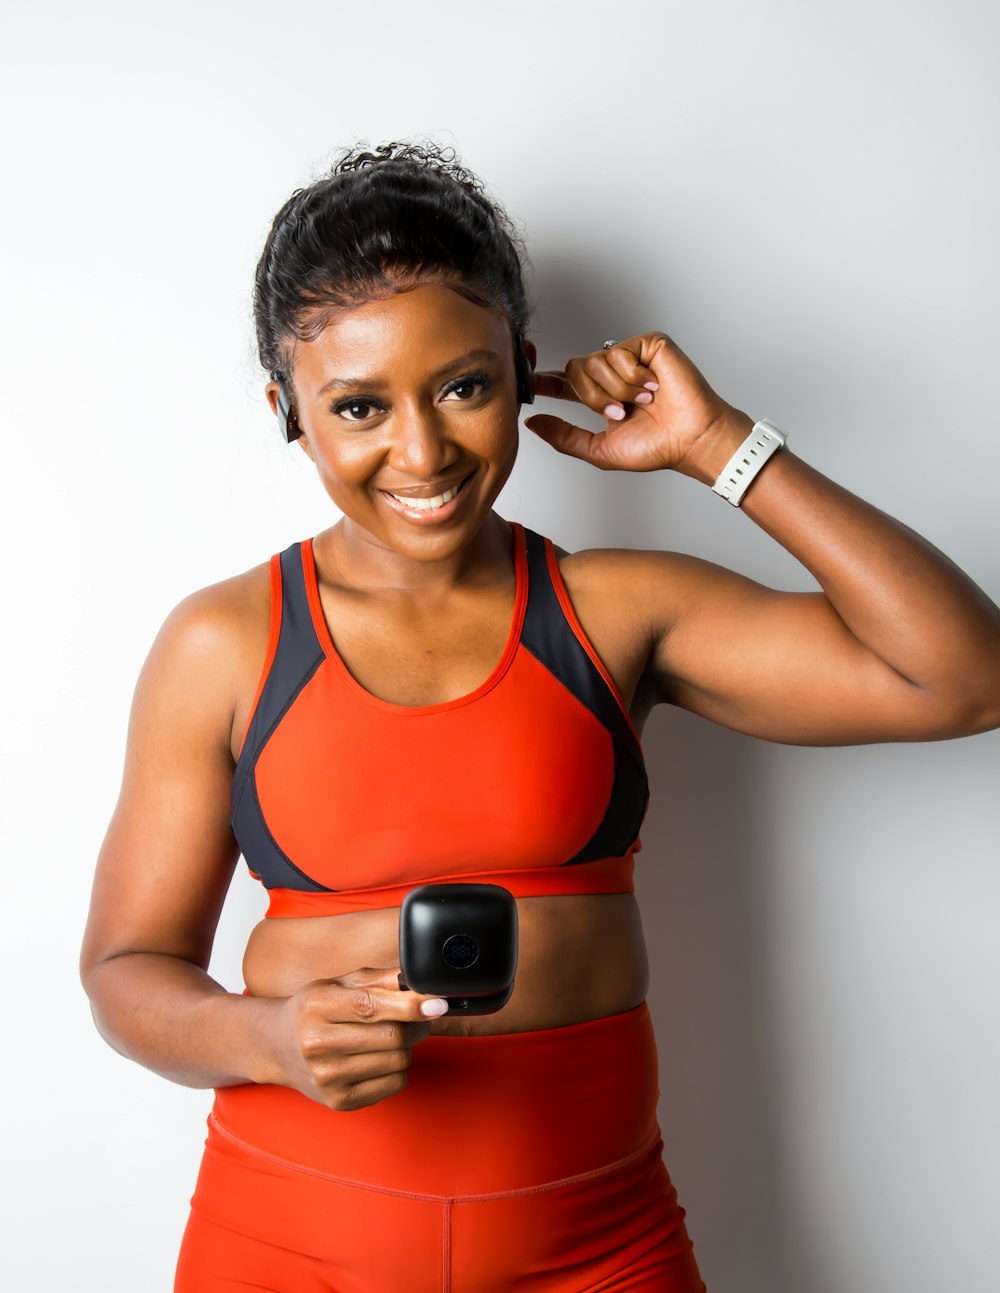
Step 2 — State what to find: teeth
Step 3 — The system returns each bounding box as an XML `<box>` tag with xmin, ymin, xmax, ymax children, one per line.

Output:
<box><xmin>389</xmin><ymin>483</ymin><xmax>461</xmax><ymax>511</ymax></box>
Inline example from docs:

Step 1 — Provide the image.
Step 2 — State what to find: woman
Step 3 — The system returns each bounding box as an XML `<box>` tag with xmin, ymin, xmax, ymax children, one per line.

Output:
<box><xmin>80</xmin><ymin>142</ymin><xmax>1000</xmax><ymax>1292</ymax></box>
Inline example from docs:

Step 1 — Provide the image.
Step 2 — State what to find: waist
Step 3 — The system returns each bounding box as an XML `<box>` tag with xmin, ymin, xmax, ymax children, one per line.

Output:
<box><xmin>263</xmin><ymin>853</ymin><xmax>635</xmax><ymax>918</ymax></box>
<box><xmin>211</xmin><ymin>1001</ymin><xmax>660</xmax><ymax>1195</ymax></box>
<box><xmin>242</xmin><ymin>890</ymin><xmax>649</xmax><ymax>1034</ymax></box>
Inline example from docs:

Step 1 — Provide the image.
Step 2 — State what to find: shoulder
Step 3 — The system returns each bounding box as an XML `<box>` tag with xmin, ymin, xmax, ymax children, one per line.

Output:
<box><xmin>134</xmin><ymin>557</ymin><xmax>274</xmax><ymax>750</ymax></box>
<box><xmin>551</xmin><ymin>543</ymin><xmax>720</xmax><ymax>634</ymax></box>
<box><xmin>154</xmin><ymin>558</ymin><xmax>272</xmax><ymax>665</ymax></box>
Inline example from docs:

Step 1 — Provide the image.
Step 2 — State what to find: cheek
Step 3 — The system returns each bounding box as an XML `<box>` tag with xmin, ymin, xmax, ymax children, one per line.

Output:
<box><xmin>473</xmin><ymin>408</ymin><xmax>519</xmax><ymax>462</ymax></box>
<box><xmin>313</xmin><ymin>438</ymin><xmax>382</xmax><ymax>487</ymax></box>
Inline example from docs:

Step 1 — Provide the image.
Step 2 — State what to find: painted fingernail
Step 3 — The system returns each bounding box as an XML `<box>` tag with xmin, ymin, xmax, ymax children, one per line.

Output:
<box><xmin>603</xmin><ymin>404</ymin><xmax>626</xmax><ymax>421</ymax></box>
<box><xmin>644</xmin><ymin>381</ymin><xmax>659</xmax><ymax>391</ymax></box>
<box><xmin>634</xmin><ymin>391</ymin><xmax>654</xmax><ymax>404</ymax></box>
<box><xmin>421</xmin><ymin>999</ymin><xmax>449</xmax><ymax>1017</ymax></box>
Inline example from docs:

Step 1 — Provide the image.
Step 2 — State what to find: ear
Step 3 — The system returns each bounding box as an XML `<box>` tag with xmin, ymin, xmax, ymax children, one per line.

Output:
<box><xmin>514</xmin><ymin>336</ymin><xmax>537</xmax><ymax>405</ymax></box>
<box><xmin>265</xmin><ymin>378</ymin><xmax>306</xmax><ymax>446</ymax></box>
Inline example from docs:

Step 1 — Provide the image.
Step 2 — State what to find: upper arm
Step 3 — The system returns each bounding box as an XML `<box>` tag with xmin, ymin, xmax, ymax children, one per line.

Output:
<box><xmin>631</xmin><ymin>552</ymin><xmax>964</xmax><ymax>745</ymax></box>
<box><xmin>80</xmin><ymin>584</ymin><xmax>252</xmax><ymax>982</ymax></box>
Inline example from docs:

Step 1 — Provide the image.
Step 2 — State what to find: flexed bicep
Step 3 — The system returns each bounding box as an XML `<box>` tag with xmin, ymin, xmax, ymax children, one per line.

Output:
<box><xmin>646</xmin><ymin>553</ymin><xmax>983</xmax><ymax>745</ymax></box>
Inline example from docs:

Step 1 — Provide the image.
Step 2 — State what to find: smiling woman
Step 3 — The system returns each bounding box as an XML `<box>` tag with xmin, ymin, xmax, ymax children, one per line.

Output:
<box><xmin>278</xmin><ymin>284</ymin><xmax>522</xmax><ymax>562</ymax></box>
<box><xmin>79</xmin><ymin>141</ymin><xmax>1000</xmax><ymax>1293</ymax></box>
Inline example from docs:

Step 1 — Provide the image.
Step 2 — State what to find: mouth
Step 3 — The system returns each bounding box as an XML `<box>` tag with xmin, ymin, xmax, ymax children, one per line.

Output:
<box><xmin>378</xmin><ymin>472</ymin><xmax>475</xmax><ymax>524</ymax></box>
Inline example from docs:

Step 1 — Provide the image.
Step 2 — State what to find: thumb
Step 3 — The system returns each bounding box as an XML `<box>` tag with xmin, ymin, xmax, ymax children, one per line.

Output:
<box><xmin>524</xmin><ymin>414</ymin><xmax>609</xmax><ymax>468</ymax></box>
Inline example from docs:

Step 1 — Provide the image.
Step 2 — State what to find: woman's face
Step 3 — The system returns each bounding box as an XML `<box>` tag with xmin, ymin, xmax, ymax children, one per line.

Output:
<box><xmin>267</xmin><ymin>281</ymin><xmax>531</xmax><ymax>564</ymax></box>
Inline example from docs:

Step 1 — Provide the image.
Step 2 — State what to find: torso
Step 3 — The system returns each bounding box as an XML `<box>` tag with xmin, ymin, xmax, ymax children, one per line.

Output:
<box><xmin>228</xmin><ymin>519</ymin><xmax>658</xmax><ymax>1037</ymax></box>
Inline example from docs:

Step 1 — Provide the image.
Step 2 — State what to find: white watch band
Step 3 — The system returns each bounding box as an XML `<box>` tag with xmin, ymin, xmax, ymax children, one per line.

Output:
<box><xmin>711</xmin><ymin>418</ymin><xmax>788</xmax><ymax>506</ymax></box>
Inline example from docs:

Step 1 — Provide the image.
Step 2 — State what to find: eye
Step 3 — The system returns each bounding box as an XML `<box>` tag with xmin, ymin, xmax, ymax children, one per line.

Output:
<box><xmin>330</xmin><ymin>396</ymin><xmax>384</xmax><ymax>423</ymax></box>
<box><xmin>442</xmin><ymin>371</ymin><xmax>492</xmax><ymax>402</ymax></box>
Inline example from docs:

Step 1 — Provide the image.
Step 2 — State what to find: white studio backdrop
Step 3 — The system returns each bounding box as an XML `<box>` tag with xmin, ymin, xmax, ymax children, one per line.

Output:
<box><xmin>2</xmin><ymin>1</ymin><xmax>998</xmax><ymax>1289</ymax></box>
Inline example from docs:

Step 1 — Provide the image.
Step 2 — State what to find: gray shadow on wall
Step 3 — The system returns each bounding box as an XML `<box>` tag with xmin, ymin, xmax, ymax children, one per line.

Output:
<box><xmin>526</xmin><ymin>254</ymin><xmax>805</xmax><ymax>1292</ymax></box>
<box><xmin>639</xmin><ymin>710</ymin><xmax>798</xmax><ymax>1293</ymax></box>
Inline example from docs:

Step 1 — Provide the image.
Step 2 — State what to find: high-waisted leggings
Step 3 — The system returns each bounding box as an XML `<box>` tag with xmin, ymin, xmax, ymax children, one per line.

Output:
<box><xmin>174</xmin><ymin>1002</ymin><xmax>706</xmax><ymax>1292</ymax></box>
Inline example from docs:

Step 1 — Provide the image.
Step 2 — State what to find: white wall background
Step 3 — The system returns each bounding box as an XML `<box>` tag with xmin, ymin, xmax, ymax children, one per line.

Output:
<box><xmin>2</xmin><ymin>1</ymin><xmax>998</xmax><ymax>1289</ymax></box>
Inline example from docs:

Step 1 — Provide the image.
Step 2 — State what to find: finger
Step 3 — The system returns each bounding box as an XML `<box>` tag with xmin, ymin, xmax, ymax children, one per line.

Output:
<box><xmin>604</xmin><ymin>345</ymin><xmax>659</xmax><ymax>393</ymax></box>
<box><xmin>310</xmin><ymin>1049</ymin><xmax>416</xmax><ymax>1111</ymax></box>
<box><xmin>580</xmin><ymin>352</ymin><xmax>659</xmax><ymax>409</ymax></box>
<box><xmin>303</xmin><ymin>1018</ymin><xmax>432</xmax><ymax>1059</ymax></box>
<box><xmin>325</xmin><ymin>967</ymin><xmax>449</xmax><ymax>1022</ymax></box>
<box><xmin>523</xmin><ymin>415</ymin><xmax>612</xmax><ymax>469</ymax></box>
<box><xmin>317</xmin><ymin>1044</ymin><xmax>428</xmax><ymax>1103</ymax></box>
<box><xmin>336</xmin><ymin>1020</ymin><xmax>435</xmax><ymax>1050</ymax></box>
<box><xmin>333</xmin><ymin>1043</ymin><xmax>416</xmax><ymax>1086</ymax></box>
<box><xmin>560</xmin><ymin>361</ymin><xmax>633</xmax><ymax>421</ymax></box>
<box><xmin>531</xmin><ymin>370</ymin><xmax>578</xmax><ymax>401</ymax></box>
<box><xmin>334</xmin><ymin>1069</ymin><xmax>412</xmax><ymax>1112</ymax></box>
<box><xmin>534</xmin><ymin>362</ymin><xmax>647</xmax><ymax>422</ymax></box>
<box><xmin>347</xmin><ymin>965</ymin><xmax>414</xmax><ymax>992</ymax></box>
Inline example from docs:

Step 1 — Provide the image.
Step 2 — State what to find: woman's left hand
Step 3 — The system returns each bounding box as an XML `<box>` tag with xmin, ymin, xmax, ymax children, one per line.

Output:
<box><xmin>525</xmin><ymin>332</ymin><xmax>741</xmax><ymax>480</ymax></box>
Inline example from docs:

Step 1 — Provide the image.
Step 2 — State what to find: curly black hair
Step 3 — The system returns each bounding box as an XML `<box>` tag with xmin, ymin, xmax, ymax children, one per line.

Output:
<box><xmin>253</xmin><ymin>140</ymin><xmax>532</xmax><ymax>388</ymax></box>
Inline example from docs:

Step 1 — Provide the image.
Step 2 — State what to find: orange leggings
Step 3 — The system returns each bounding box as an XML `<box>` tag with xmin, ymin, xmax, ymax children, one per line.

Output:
<box><xmin>174</xmin><ymin>1003</ymin><xmax>706</xmax><ymax>1292</ymax></box>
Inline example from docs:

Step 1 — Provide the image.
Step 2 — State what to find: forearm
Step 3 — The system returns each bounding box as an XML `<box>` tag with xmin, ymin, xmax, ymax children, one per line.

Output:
<box><xmin>687</xmin><ymin>410</ymin><xmax>1000</xmax><ymax>713</ymax></box>
<box><xmin>84</xmin><ymin>951</ymin><xmax>280</xmax><ymax>1089</ymax></box>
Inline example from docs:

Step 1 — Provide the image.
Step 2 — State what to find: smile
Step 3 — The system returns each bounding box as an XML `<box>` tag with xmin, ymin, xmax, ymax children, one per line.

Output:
<box><xmin>388</xmin><ymin>481</ymin><xmax>463</xmax><ymax>511</ymax></box>
<box><xmin>379</xmin><ymin>473</ymin><xmax>474</xmax><ymax>523</ymax></box>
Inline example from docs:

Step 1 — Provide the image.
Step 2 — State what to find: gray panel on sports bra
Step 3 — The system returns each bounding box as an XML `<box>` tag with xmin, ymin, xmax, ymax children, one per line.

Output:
<box><xmin>519</xmin><ymin>528</ymin><xmax>649</xmax><ymax>864</ymax></box>
<box><xmin>229</xmin><ymin>543</ymin><xmax>334</xmax><ymax>892</ymax></box>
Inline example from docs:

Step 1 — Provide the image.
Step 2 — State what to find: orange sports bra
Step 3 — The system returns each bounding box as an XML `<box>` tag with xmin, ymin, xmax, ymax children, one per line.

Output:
<box><xmin>230</xmin><ymin>522</ymin><xmax>649</xmax><ymax>917</ymax></box>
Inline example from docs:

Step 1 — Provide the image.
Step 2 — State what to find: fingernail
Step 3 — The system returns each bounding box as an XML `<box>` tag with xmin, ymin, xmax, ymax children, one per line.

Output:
<box><xmin>421</xmin><ymin>999</ymin><xmax>449</xmax><ymax>1017</ymax></box>
<box><xmin>634</xmin><ymin>391</ymin><xmax>654</xmax><ymax>404</ymax></box>
<box><xmin>644</xmin><ymin>381</ymin><xmax>659</xmax><ymax>391</ymax></box>
<box><xmin>603</xmin><ymin>404</ymin><xmax>626</xmax><ymax>421</ymax></box>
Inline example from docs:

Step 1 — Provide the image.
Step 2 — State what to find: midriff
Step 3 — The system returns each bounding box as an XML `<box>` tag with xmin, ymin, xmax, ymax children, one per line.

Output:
<box><xmin>242</xmin><ymin>892</ymin><xmax>649</xmax><ymax>1037</ymax></box>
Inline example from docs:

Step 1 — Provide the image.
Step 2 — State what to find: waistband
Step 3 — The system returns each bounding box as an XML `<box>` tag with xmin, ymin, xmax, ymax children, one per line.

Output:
<box><xmin>211</xmin><ymin>1001</ymin><xmax>660</xmax><ymax>1195</ymax></box>
<box><xmin>264</xmin><ymin>853</ymin><xmax>636</xmax><ymax>917</ymax></box>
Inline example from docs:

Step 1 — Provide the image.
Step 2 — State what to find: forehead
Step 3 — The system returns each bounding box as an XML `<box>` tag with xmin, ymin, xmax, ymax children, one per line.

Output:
<box><xmin>292</xmin><ymin>282</ymin><xmax>511</xmax><ymax>394</ymax></box>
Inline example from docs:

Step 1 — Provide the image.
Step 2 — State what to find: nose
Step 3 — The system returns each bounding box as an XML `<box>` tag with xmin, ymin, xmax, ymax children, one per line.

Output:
<box><xmin>387</xmin><ymin>402</ymin><xmax>458</xmax><ymax>477</ymax></box>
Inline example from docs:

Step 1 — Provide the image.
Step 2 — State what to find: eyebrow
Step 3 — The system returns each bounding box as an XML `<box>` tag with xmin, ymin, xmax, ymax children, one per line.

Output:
<box><xmin>315</xmin><ymin>349</ymin><xmax>503</xmax><ymax>399</ymax></box>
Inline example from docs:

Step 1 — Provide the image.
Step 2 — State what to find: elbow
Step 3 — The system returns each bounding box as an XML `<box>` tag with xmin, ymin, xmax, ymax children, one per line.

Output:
<box><xmin>85</xmin><ymin>997</ymin><xmax>130</xmax><ymax>1059</ymax></box>
<box><xmin>921</xmin><ymin>681</ymin><xmax>1000</xmax><ymax>739</ymax></box>
<box><xmin>961</xmin><ymin>697</ymin><xmax>1000</xmax><ymax>738</ymax></box>
<box><xmin>954</xmin><ymin>661</ymin><xmax>1000</xmax><ymax>735</ymax></box>
<box><xmin>79</xmin><ymin>947</ymin><xmax>122</xmax><ymax>1051</ymax></box>
<box><xmin>78</xmin><ymin>930</ymin><xmax>114</xmax><ymax>1004</ymax></box>
<box><xmin>78</xmin><ymin>945</ymin><xmax>100</xmax><ymax>1005</ymax></box>
<box><xmin>78</xmin><ymin>940</ymin><xmax>148</xmax><ymax>1056</ymax></box>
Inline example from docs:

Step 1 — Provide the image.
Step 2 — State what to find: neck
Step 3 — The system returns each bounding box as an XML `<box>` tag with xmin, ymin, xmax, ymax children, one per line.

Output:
<box><xmin>322</xmin><ymin>512</ymin><xmax>514</xmax><ymax>594</ymax></box>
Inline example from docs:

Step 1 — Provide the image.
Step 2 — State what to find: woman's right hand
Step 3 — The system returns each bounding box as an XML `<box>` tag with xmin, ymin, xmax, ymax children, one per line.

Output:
<box><xmin>263</xmin><ymin>966</ymin><xmax>449</xmax><ymax>1111</ymax></box>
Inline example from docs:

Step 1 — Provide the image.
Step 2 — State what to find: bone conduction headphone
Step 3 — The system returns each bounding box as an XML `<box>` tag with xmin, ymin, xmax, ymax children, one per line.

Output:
<box><xmin>274</xmin><ymin>335</ymin><xmax>535</xmax><ymax>444</ymax></box>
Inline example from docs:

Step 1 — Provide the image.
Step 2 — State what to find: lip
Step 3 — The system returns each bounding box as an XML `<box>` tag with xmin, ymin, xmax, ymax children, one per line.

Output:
<box><xmin>379</xmin><ymin>472</ymin><xmax>470</xmax><ymax>500</ymax></box>
<box><xmin>378</xmin><ymin>472</ymin><xmax>475</xmax><ymax>525</ymax></box>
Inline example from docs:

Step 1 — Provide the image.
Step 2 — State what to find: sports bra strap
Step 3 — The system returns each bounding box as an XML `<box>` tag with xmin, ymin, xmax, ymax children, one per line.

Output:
<box><xmin>231</xmin><ymin>543</ymin><xmax>325</xmax><ymax>815</ymax></box>
<box><xmin>519</xmin><ymin>530</ymin><xmax>649</xmax><ymax>865</ymax></box>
